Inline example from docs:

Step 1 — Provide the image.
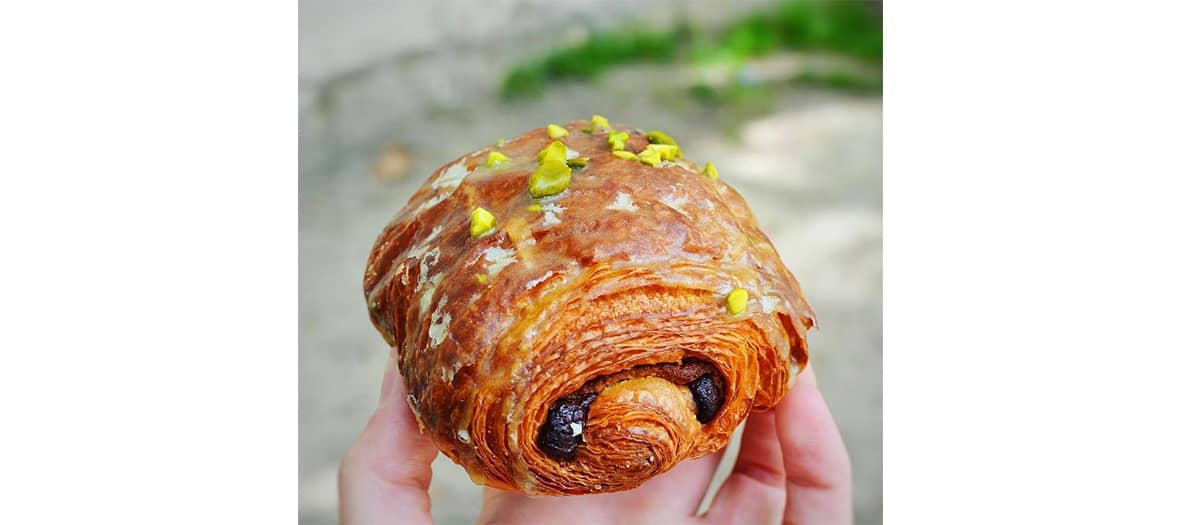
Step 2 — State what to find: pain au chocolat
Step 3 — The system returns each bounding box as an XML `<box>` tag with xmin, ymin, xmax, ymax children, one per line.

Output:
<box><xmin>363</xmin><ymin>116</ymin><xmax>815</xmax><ymax>495</ymax></box>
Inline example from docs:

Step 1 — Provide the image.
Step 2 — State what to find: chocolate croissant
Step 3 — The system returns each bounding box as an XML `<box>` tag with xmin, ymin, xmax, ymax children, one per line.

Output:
<box><xmin>363</xmin><ymin>117</ymin><xmax>815</xmax><ymax>495</ymax></box>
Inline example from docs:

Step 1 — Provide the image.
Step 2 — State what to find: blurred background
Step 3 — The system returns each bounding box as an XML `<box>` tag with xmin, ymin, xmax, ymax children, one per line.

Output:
<box><xmin>300</xmin><ymin>0</ymin><xmax>881</xmax><ymax>523</ymax></box>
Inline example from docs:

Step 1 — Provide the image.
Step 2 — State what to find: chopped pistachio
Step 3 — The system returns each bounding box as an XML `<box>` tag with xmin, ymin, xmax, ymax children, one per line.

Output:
<box><xmin>566</xmin><ymin>157</ymin><xmax>588</xmax><ymax>168</ymax></box>
<box><xmin>526</xmin><ymin>203</ymin><xmax>542</xmax><ymax>212</ymax></box>
<box><xmin>470</xmin><ymin>207</ymin><xmax>496</xmax><ymax>238</ymax></box>
<box><xmin>645</xmin><ymin>130</ymin><xmax>678</xmax><ymax>146</ymax></box>
<box><xmin>536</xmin><ymin>140</ymin><xmax>568</xmax><ymax>164</ymax></box>
<box><xmin>529</xmin><ymin>159</ymin><xmax>572</xmax><ymax>198</ymax></box>
<box><xmin>486</xmin><ymin>151</ymin><xmax>509</xmax><ymax>168</ymax></box>
<box><xmin>703</xmin><ymin>161</ymin><xmax>719</xmax><ymax>179</ymax></box>
<box><xmin>647</xmin><ymin>144</ymin><xmax>681</xmax><ymax>160</ymax></box>
<box><xmin>583</xmin><ymin>114</ymin><xmax>611</xmax><ymax>133</ymax></box>
<box><xmin>607</xmin><ymin>130</ymin><xmax>629</xmax><ymax>151</ymax></box>
<box><xmin>495</xmin><ymin>138</ymin><xmax>506</xmax><ymax>147</ymax></box>
<box><xmin>726</xmin><ymin>288</ymin><xmax>748</xmax><ymax>315</ymax></box>
<box><xmin>637</xmin><ymin>147</ymin><xmax>662</xmax><ymax>167</ymax></box>
<box><xmin>475</xmin><ymin>273</ymin><xmax>488</xmax><ymax>284</ymax></box>
<box><xmin>612</xmin><ymin>150</ymin><xmax>638</xmax><ymax>161</ymax></box>
<box><xmin>547</xmin><ymin>124</ymin><xmax>569</xmax><ymax>139</ymax></box>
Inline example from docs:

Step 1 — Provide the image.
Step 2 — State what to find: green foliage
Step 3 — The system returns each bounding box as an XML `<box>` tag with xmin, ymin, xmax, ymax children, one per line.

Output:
<box><xmin>499</xmin><ymin>0</ymin><xmax>882</xmax><ymax>100</ymax></box>
<box><xmin>791</xmin><ymin>70</ymin><xmax>882</xmax><ymax>93</ymax></box>
<box><xmin>501</xmin><ymin>28</ymin><xmax>684</xmax><ymax>100</ymax></box>
<box><xmin>770</xmin><ymin>0</ymin><xmax>883</xmax><ymax>61</ymax></box>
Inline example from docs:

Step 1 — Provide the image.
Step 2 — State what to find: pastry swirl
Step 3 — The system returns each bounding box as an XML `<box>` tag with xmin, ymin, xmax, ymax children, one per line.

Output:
<box><xmin>363</xmin><ymin>118</ymin><xmax>814</xmax><ymax>495</ymax></box>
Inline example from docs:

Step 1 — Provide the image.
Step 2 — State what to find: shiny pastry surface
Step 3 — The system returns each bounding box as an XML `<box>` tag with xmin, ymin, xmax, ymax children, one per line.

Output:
<box><xmin>363</xmin><ymin>117</ymin><xmax>815</xmax><ymax>495</ymax></box>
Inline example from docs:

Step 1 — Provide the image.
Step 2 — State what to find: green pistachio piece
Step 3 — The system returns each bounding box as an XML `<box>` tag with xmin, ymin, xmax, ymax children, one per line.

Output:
<box><xmin>470</xmin><ymin>207</ymin><xmax>496</xmax><ymax>238</ymax></box>
<box><xmin>612</xmin><ymin>150</ymin><xmax>638</xmax><ymax>161</ymax></box>
<box><xmin>547</xmin><ymin>124</ymin><xmax>569</xmax><ymax>139</ymax></box>
<box><xmin>495</xmin><ymin>138</ymin><xmax>506</xmax><ymax>147</ymax></box>
<box><xmin>526</xmin><ymin>203</ymin><xmax>542</xmax><ymax>212</ymax></box>
<box><xmin>647</xmin><ymin>144</ymin><xmax>681</xmax><ymax>160</ymax></box>
<box><xmin>644</xmin><ymin>130</ymin><xmax>678</xmax><ymax>146</ymax></box>
<box><xmin>529</xmin><ymin>159</ymin><xmax>572</xmax><ymax>198</ymax></box>
<box><xmin>536</xmin><ymin>140</ymin><xmax>568</xmax><ymax>164</ymax></box>
<box><xmin>583</xmin><ymin>114</ymin><xmax>611</xmax><ymax>133</ymax></box>
<box><xmin>566</xmin><ymin>157</ymin><xmax>588</xmax><ymax>168</ymax></box>
<box><xmin>486</xmin><ymin>151</ymin><xmax>509</xmax><ymax>168</ymax></box>
<box><xmin>726</xmin><ymin>288</ymin><xmax>748</xmax><ymax>315</ymax></box>
<box><xmin>637</xmin><ymin>147</ymin><xmax>662</xmax><ymax>167</ymax></box>
<box><xmin>475</xmin><ymin>273</ymin><xmax>488</xmax><ymax>284</ymax></box>
<box><xmin>703</xmin><ymin>161</ymin><xmax>719</xmax><ymax>179</ymax></box>
<box><xmin>607</xmin><ymin>130</ymin><xmax>629</xmax><ymax>151</ymax></box>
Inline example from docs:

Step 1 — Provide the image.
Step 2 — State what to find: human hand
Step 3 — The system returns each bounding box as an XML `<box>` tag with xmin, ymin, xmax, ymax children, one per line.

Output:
<box><xmin>339</xmin><ymin>354</ymin><xmax>852</xmax><ymax>524</ymax></box>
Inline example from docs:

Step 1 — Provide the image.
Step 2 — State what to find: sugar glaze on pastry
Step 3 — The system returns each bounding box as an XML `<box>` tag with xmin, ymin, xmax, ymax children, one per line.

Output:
<box><xmin>363</xmin><ymin>117</ymin><xmax>815</xmax><ymax>495</ymax></box>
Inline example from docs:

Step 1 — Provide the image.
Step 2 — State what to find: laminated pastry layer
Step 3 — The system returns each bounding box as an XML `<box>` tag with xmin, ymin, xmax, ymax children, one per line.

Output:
<box><xmin>363</xmin><ymin>119</ymin><xmax>815</xmax><ymax>495</ymax></box>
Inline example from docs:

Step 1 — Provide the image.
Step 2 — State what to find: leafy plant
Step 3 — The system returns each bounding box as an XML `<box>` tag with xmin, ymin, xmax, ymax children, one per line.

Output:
<box><xmin>499</xmin><ymin>0</ymin><xmax>882</xmax><ymax>100</ymax></box>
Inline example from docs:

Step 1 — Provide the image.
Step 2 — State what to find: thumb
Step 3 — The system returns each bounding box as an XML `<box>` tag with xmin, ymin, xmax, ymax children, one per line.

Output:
<box><xmin>339</xmin><ymin>354</ymin><xmax>439</xmax><ymax>524</ymax></box>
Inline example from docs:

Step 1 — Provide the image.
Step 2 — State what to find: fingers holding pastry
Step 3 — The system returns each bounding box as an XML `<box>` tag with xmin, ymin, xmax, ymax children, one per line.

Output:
<box><xmin>704</xmin><ymin>365</ymin><xmax>850</xmax><ymax>525</ymax></box>
<box><xmin>703</xmin><ymin>400</ymin><xmax>787</xmax><ymax>523</ymax></box>
<box><xmin>339</xmin><ymin>356</ymin><xmax>439</xmax><ymax>524</ymax></box>
<box><xmin>778</xmin><ymin>367</ymin><xmax>853</xmax><ymax>525</ymax></box>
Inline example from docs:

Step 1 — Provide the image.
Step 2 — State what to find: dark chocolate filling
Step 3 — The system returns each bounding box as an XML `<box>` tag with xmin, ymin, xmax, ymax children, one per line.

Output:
<box><xmin>688</xmin><ymin>374</ymin><xmax>722</xmax><ymax>423</ymax></box>
<box><xmin>536</xmin><ymin>359</ymin><xmax>725</xmax><ymax>460</ymax></box>
<box><xmin>537</xmin><ymin>392</ymin><xmax>598</xmax><ymax>461</ymax></box>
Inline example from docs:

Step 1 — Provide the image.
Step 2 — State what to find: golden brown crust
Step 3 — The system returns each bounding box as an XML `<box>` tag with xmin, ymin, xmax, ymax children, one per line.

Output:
<box><xmin>363</xmin><ymin>120</ymin><xmax>815</xmax><ymax>495</ymax></box>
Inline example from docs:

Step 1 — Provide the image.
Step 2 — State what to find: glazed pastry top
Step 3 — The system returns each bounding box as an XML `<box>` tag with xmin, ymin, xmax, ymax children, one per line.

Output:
<box><xmin>363</xmin><ymin>118</ymin><xmax>814</xmax><ymax>494</ymax></box>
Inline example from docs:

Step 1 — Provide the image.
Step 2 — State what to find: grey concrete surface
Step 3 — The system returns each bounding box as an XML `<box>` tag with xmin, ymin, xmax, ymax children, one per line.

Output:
<box><xmin>300</xmin><ymin>1</ymin><xmax>881</xmax><ymax>523</ymax></box>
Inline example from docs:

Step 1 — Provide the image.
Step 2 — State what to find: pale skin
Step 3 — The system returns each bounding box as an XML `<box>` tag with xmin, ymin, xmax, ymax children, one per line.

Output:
<box><xmin>339</xmin><ymin>354</ymin><xmax>852</xmax><ymax>525</ymax></box>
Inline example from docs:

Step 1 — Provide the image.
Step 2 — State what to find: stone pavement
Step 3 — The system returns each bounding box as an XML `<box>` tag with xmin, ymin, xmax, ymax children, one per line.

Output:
<box><xmin>299</xmin><ymin>1</ymin><xmax>880</xmax><ymax>523</ymax></box>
